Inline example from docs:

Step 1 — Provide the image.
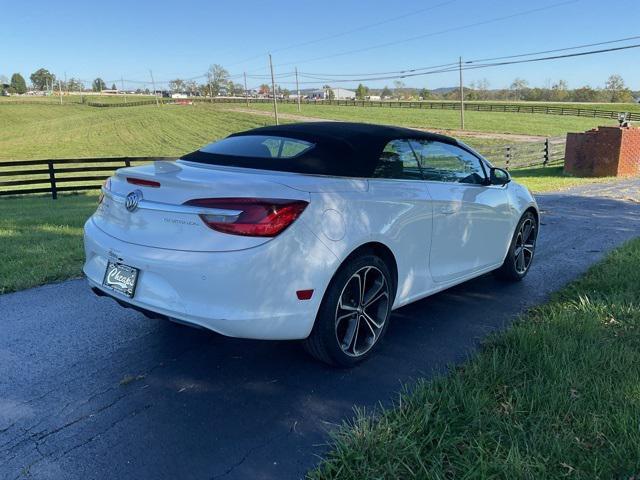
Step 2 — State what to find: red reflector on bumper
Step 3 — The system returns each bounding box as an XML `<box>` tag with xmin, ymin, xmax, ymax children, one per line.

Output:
<box><xmin>296</xmin><ymin>289</ymin><xmax>314</xmax><ymax>300</ymax></box>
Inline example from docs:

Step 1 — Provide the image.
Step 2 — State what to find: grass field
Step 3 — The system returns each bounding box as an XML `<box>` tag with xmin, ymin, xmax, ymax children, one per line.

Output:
<box><xmin>0</xmin><ymin>192</ymin><xmax>98</xmax><ymax>294</ymax></box>
<box><xmin>0</xmin><ymin>103</ymin><xmax>270</xmax><ymax>160</ymax></box>
<box><xmin>0</xmin><ymin>101</ymin><xmax>621</xmax><ymax>161</ymax></box>
<box><xmin>309</xmin><ymin>237</ymin><xmax>640</xmax><ymax>480</ymax></box>
<box><xmin>229</xmin><ymin>102</ymin><xmax>619</xmax><ymax>137</ymax></box>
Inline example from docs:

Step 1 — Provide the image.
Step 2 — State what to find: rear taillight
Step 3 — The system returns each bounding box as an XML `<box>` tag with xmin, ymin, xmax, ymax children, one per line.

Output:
<box><xmin>127</xmin><ymin>177</ymin><xmax>160</xmax><ymax>188</ymax></box>
<box><xmin>184</xmin><ymin>198</ymin><xmax>309</xmax><ymax>237</ymax></box>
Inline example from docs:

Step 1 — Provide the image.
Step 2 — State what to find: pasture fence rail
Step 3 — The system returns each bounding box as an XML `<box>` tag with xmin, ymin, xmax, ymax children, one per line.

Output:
<box><xmin>0</xmin><ymin>157</ymin><xmax>176</xmax><ymax>199</ymax></box>
<box><xmin>1</xmin><ymin>139</ymin><xmax>564</xmax><ymax>198</ymax></box>
<box><xmin>476</xmin><ymin>137</ymin><xmax>566</xmax><ymax>170</ymax></box>
<box><xmin>84</xmin><ymin>97</ymin><xmax>640</xmax><ymax>122</ymax></box>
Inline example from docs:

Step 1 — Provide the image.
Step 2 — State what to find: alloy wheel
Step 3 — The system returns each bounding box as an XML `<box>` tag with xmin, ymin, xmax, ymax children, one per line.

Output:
<box><xmin>334</xmin><ymin>266</ymin><xmax>390</xmax><ymax>357</ymax></box>
<box><xmin>514</xmin><ymin>218</ymin><xmax>536</xmax><ymax>274</ymax></box>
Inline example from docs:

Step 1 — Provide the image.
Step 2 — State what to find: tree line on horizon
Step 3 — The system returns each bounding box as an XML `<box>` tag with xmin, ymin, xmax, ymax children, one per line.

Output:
<box><xmin>1</xmin><ymin>66</ymin><xmax>637</xmax><ymax>104</ymax></box>
<box><xmin>356</xmin><ymin>75</ymin><xmax>637</xmax><ymax>103</ymax></box>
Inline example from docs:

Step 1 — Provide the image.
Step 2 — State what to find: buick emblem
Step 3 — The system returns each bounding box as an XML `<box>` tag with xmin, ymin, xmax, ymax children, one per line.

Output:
<box><xmin>125</xmin><ymin>190</ymin><xmax>143</xmax><ymax>212</ymax></box>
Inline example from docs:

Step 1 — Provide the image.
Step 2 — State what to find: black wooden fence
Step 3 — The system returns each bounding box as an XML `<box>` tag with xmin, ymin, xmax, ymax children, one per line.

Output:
<box><xmin>0</xmin><ymin>157</ymin><xmax>175</xmax><ymax>198</ymax></box>
<box><xmin>86</xmin><ymin>97</ymin><xmax>640</xmax><ymax>122</ymax></box>
<box><xmin>476</xmin><ymin>137</ymin><xmax>566</xmax><ymax>170</ymax></box>
<box><xmin>1</xmin><ymin>139</ymin><xmax>564</xmax><ymax>198</ymax></box>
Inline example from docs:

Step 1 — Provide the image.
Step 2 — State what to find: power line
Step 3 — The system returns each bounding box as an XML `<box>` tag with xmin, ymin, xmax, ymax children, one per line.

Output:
<box><xmin>226</xmin><ymin>0</ymin><xmax>458</xmax><ymax>68</ymax></box>
<box><xmin>300</xmin><ymin>34</ymin><xmax>640</xmax><ymax>78</ymax></box>
<box><xmin>257</xmin><ymin>0</ymin><xmax>580</xmax><ymax>71</ymax></box>
<box><xmin>467</xmin><ymin>34</ymin><xmax>640</xmax><ymax>64</ymax></box>
<box><xmin>294</xmin><ymin>43</ymin><xmax>640</xmax><ymax>84</ymax></box>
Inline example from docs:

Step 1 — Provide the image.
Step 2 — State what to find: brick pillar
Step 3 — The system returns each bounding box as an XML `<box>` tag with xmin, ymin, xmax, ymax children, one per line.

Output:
<box><xmin>564</xmin><ymin>126</ymin><xmax>640</xmax><ymax>177</ymax></box>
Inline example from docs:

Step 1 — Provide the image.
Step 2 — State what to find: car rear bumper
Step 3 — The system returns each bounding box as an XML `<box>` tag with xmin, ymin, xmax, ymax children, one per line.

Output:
<box><xmin>83</xmin><ymin>218</ymin><xmax>339</xmax><ymax>340</ymax></box>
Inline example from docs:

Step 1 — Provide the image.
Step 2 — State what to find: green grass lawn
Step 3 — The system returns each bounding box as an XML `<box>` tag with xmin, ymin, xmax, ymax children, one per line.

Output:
<box><xmin>0</xmin><ymin>103</ymin><xmax>270</xmax><ymax>160</ymax></box>
<box><xmin>309</xmin><ymin>237</ymin><xmax>640</xmax><ymax>480</ymax></box>
<box><xmin>0</xmin><ymin>193</ymin><xmax>99</xmax><ymax>294</ymax></box>
<box><xmin>510</xmin><ymin>166</ymin><xmax>615</xmax><ymax>192</ymax></box>
<box><xmin>230</xmin><ymin>102</ymin><xmax>619</xmax><ymax>137</ymax></box>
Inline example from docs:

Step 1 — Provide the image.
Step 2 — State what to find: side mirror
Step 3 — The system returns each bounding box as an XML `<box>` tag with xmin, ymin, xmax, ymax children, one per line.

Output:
<box><xmin>490</xmin><ymin>167</ymin><xmax>511</xmax><ymax>186</ymax></box>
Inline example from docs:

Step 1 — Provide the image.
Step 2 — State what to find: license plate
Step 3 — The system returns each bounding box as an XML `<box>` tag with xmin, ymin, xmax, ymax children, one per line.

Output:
<box><xmin>102</xmin><ymin>262</ymin><xmax>139</xmax><ymax>298</ymax></box>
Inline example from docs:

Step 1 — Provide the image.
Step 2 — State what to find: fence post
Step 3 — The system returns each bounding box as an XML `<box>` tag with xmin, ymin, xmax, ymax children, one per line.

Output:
<box><xmin>543</xmin><ymin>138</ymin><xmax>549</xmax><ymax>167</ymax></box>
<box><xmin>47</xmin><ymin>161</ymin><xmax>57</xmax><ymax>200</ymax></box>
<box><xmin>124</xmin><ymin>158</ymin><xmax>131</xmax><ymax>167</ymax></box>
<box><xmin>505</xmin><ymin>146</ymin><xmax>511</xmax><ymax>171</ymax></box>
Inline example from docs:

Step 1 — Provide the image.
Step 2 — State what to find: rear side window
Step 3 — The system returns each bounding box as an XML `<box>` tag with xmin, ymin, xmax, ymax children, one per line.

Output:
<box><xmin>372</xmin><ymin>140</ymin><xmax>422</xmax><ymax>180</ymax></box>
<box><xmin>200</xmin><ymin>135</ymin><xmax>314</xmax><ymax>159</ymax></box>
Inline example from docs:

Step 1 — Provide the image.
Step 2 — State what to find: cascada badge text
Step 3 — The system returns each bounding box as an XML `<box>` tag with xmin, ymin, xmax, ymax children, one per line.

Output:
<box><xmin>125</xmin><ymin>190</ymin><xmax>143</xmax><ymax>212</ymax></box>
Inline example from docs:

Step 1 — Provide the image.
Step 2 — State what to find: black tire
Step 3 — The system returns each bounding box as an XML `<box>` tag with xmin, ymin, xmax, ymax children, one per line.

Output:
<box><xmin>494</xmin><ymin>210</ymin><xmax>538</xmax><ymax>281</ymax></box>
<box><xmin>303</xmin><ymin>254</ymin><xmax>394</xmax><ymax>367</ymax></box>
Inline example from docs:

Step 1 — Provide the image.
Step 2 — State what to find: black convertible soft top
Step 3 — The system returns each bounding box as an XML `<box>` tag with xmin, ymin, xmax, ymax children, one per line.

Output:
<box><xmin>181</xmin><ymin>122</ymin><xmax>460</xmax><ymax>178</ymax></box>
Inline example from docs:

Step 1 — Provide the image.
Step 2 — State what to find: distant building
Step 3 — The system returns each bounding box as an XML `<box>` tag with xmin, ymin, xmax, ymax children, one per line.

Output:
<box><xmin>307</xmin><ymin>87</ymin><xmax>356</xmax><ymax>100</ymax></box>
<box><xmin>367</xmin><ymin>95</ymin><xmax>381</xmax><ymax>101</ymax></box>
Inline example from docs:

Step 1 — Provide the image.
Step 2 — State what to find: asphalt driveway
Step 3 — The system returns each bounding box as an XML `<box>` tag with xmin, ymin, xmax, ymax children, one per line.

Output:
<box><xmin>1</xmin><ymin>179</ymin><xmax>640</xmax><ymax>479</ymax></box>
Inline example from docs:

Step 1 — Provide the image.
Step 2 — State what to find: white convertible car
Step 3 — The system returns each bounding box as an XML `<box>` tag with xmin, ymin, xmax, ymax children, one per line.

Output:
<box><xmin>84</xmin><ymin>122</ymin><xmax>538</xmax><ymax>366</ymax></box>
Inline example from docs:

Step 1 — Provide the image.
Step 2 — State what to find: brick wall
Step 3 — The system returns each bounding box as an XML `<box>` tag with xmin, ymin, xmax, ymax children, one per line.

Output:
<box><xmin>564</xmin><ymin>126</ymin><xmax>640</xmax><ymax>177</ymax></box>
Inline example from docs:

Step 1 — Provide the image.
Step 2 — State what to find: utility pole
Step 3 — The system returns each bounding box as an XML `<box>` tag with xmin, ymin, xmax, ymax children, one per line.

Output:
<box><xmin>58</xmin><ymin>80</ymin><xmax>63</xmax><ymax>105</ymax></box>
<box><xmin>150</xmin><ymin>70</ymin><xmax>160</xmax><ymax>107</ymax></box>
<box><xmin>295</xmin><ymin>67</ymin><xmax>301</xmax><ymax>112</ymax></box>
<box><xmin>121</xmin><ymin>76</ymin><xmax>127</xmax><ymax>103</ymax></box>
<box><xmin>459</xmin><ymin>56</ymin><xmax>465</xmax><ymax>130</ymax></box>
<box><xmin>243</xmin><ymin>72</ymin><xmax>249</xmax><ymax>107</ymax></box>
<box><xmin>269</xmin><ymin>54</ymin><xmax>279</xmax><ymax>125</ymax></box>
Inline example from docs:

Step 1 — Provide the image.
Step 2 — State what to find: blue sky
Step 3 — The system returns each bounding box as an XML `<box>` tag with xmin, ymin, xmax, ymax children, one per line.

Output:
<box><xmin>1</xmin><ymin>0</ymin><xmax>639</xmax><ymax>90</ymax></box>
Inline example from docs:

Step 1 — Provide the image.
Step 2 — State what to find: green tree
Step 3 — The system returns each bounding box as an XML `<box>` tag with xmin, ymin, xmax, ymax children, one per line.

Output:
<box><xmin>67</xmin><ymin>78</ymin><xmax>83</xmax><ymax>92</ymax></box>
<box><xmin>92</xmin><ymin>78</ymin><xmax>107</xmax><ymax>92</ymax></box>
<box><xmin>605</xmin><ymin>74</ymin><xmax>634</xmax><ymax>103</ymax></box>
<box><xmin>10</xmin><ymin>73</ymin><xmax>27</xmax><ymax>94</ymax></box>
<box><xmin>355</xmin><ymin>83</ymin><xmax>369</xmax><ymax>100</ymax></box>
<box><xmin>381</xmin><ymin>86</ymin><xmax>392</xmax><ymax>98</ymax></box>
<box><xmin>418</xmin><ymin>88</ymin><xmax>430</xmax><ymax>100</ymax></box>
<box><xmin>572</xmin><ymin>85</ymin><xmax>599</xmax><ymax>103</ymax></box>
<box><xmin>30</xmin><ymin>68</ymin><xmax>55</xmax><ymax>91</ymax></box>
<box><xmin>206</xmin><ymin>64</ymin><xmax>229</xmax><ymax>96</ymax></box>
<box><xmin>111</xmin><ymin>83</ymin><xmax>117</xmax><ymax>91</ymax></box>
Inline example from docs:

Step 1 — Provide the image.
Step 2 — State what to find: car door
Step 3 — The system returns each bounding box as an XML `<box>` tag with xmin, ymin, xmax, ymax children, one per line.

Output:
<box><xmin>366</xmin><ymin>139</ymin><xmax>434</xmax><ymax>304</ymax></box>
<box><xmin>409</xmin><ymin>140</ymin><xmax>513</xmax><ymax>284</ymax></box>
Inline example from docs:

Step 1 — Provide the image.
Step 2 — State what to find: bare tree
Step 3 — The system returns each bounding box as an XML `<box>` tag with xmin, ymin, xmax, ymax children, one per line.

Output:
<box><xmin>206</xmin><ymin>64</ymin><xmax>230</xmax><ymax>96</ymax></box>
<box><xmin>169</xmin><ymin>79</ymin><xmax>185</xmax><ymax>93</ymax></box>
<box><xmin>510</xmin><ymin>78</ymin><xmax>529</xmax><ymax>100</ymax></box>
